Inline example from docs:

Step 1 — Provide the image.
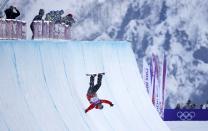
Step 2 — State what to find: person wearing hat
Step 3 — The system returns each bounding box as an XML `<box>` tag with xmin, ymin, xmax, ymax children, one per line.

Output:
<box><xmin>85</xmin><ymin>73</ymin><xmax>113</xmax><ymax>113</ymax></box>
<box><xmin>30</xmin><ymin>9</ymin><xmax>45</xmax><ymax>39</ymax></box>
<box><xmin>54</xmin><ymin>10</ymin><xmax>64</xmax><ymax>24</ymax></box>
<box><xmin>45</xmin><ymin>10</ymin><xmax>64</xmax><ymax>24</ymax></box>
<box><xmin>61</xmin><ymin>13</ymin><xmax>75</xmax><ymax>26</ymax></box>
<box><xmin>202</xmin><ymin>101</ymin><xmax>208</xmax><ymax>109</ymax></box>
<box><xmin>32</xmin><ymin>9</ymin><xmax>45</xmax><ymax>21</ymax></box>
<box><xmin>4</xmin><ymin>6</ymin><xmax>20</xmax><ymax>19</ymax></box>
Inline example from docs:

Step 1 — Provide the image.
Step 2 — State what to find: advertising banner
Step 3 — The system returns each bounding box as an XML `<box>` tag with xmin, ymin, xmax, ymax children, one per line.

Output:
<box><xmin>164</xmin><ymin>109</ymin><xmax>208</xmax><ymax>121</ymax></box>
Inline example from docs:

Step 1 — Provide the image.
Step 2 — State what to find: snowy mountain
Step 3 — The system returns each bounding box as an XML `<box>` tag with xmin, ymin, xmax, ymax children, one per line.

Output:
<box><xmin>5</xmin><ymin>0</ymin><xmax>208</xmax><ymax>108</ymax></box>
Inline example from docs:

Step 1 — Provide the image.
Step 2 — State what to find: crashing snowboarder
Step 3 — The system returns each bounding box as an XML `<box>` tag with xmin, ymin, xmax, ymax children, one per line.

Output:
<box><xmin>85</xmin><ymin>73</ymin><xmax>113</xmax><ymax>113</ymax></box>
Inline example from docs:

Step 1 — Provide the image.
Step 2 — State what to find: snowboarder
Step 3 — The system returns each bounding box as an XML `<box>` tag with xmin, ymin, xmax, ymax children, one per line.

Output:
<box><xmin>30</xmin><ymin>9</ymin><xmax>45</xmax><ymax>39</ymax></box>
<box><xmin>85</xmin><ymin>73</ymin><xmax>113</xmax><ymax>113</ymax></box>
<box><xmin>4</xmin><ymin>6</ymin><xmax>20</xmax><ymax>19</ymax></box>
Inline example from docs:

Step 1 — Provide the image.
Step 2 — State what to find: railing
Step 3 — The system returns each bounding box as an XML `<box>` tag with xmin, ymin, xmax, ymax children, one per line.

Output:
<box><xmin>164</xmin><ymin>109</ymin><xmax>208</xmax><ymax>121</ymax></box>
<box><xmin>32</xmin><ymin>21</ymin><xmax>71</xmax><ymax>40</ymax></box>
<box><xmin>0</xmin><ymin>19</ymin><xmax>26</xmax><ymax>40</ymax></box>
<box><xmin>0</xmin><ymin>19</ymin><xmax>71</xmax><ymax>40</ymax></box>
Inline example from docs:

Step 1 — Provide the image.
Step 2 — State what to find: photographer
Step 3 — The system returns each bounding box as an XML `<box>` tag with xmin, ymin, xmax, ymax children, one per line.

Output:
<box><xmin>4</xmin><ymin>6</ymin><xmax>20</xmax><ymax>19</ymax></box>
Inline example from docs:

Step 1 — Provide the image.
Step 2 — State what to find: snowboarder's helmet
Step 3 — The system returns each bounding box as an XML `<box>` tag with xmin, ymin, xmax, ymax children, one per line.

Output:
<box><xmin>97</xmin><ymin>103</ymin><xmax>103</xmax><ymax>109</ymax></box>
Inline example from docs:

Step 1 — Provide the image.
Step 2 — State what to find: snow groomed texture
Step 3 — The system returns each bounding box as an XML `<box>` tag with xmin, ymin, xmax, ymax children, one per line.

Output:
<box><xmin>0</xmin><ymin>40</ymin><xmax>170</xmax><ymax>131</ymax></box>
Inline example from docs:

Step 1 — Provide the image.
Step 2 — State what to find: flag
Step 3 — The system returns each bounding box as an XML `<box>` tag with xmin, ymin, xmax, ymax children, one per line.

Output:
<box><xmin>160</xmin><ymin>54</ymin><xmax>167</xmax><ymax>118</ymax></box>
<box><xmin>143</xmin><ymin>53</ymin><xmax>167</xmax><ymax>118</ymax></box>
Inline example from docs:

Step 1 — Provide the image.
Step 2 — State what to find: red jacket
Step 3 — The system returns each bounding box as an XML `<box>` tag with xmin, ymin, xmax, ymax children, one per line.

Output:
<box><xmin>85</xmin><ymin>99</ymin><xmax>113</xmax><ymax>113</ymax></box>
<box><xmin>85</xmin><ymin>94</ymin><xmax>113</xmax><ymax>113</ymax></box>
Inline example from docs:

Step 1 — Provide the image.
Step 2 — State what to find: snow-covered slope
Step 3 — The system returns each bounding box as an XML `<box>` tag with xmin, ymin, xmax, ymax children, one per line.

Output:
<box><xmin>0</xmin><ymin>40</ymin><xmax>170</xmax><ymax>131</ymax></box>
<box><xmin>5</xmin><ymin>0</ymin><xmax>208</xmax><ymax>108</ymax></box>
<box><xmin>166</xmin><ymin>121</ymin><xmax>208</xmax><ymax>131</ymax></box>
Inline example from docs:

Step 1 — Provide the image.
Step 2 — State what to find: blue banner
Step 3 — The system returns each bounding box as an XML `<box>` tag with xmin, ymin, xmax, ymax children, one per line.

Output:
<box><xmin>164</xmin><ymin>109</ymin><xmax>208</xmax><ymax>121</ymax></box>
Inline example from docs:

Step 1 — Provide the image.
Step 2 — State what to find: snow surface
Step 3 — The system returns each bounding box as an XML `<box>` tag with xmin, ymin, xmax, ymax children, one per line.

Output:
<box><xmin>166</xmin><ymin>121</ymin><xmax>208</xmax><ymax>131</ymax></box>
<box><xmin>0</xmin><ymin>40</ymin><xmax>170</xmax><ymax>131</ymax></box>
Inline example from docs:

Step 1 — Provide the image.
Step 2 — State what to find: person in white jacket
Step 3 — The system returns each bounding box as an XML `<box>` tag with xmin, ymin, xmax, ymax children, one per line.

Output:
<box><xmin>202</xmin><ymin>101</ymin><xmax>208</xmax><ymax>109</ymax></box>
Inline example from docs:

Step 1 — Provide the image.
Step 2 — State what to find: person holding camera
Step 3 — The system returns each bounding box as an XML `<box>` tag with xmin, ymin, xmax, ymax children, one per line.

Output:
<box><xmin>4</xmin><ymin>6</ymin><xmax>20</xmax><ymax>19</ymax></box>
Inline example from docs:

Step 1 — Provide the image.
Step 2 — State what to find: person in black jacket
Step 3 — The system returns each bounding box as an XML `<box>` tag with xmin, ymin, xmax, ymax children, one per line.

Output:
<box><xmin>45</xmin><ymin>10</ymin><xmax>64</xmax><ymax>24</ymax></box>
<box><xmin>61</xmin><ymin>13</ymin><xmax>75</xmax><ymax>26</ymax></box>
<box><xmin>4</xmin><ymin>6</ymin><xmax>20</xmax><ymax>19</ymax></box>
<box><xmin>175</xmin><ymin>103</ymin><xmax>181</xmax><ymax>110</ymax></box>
<box><xmin>30</xmin><ymin>9</ymin><xmax>45</xmax><ymax>39</ymax></box>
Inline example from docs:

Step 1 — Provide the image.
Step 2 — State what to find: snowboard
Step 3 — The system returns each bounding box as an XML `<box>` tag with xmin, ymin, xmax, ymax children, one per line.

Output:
<box><xmin>86</xmin><ymin>72</ymin><xmax>105</xmax><ymax>76</ymax></box>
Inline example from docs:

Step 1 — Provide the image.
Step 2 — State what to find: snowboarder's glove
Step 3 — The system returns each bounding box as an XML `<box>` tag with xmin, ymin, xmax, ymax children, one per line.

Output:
<box><xmin>85</xmin><ymin>110</ymin><xmax>87</xmax><ymax>113</ymax></box>
<box><xmin>110</xmin><ymin>103</ymin><xmax>114</xmax><ymax>107</ymax></box>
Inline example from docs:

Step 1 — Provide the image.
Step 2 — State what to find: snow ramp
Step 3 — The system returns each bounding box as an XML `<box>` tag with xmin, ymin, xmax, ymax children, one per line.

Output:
<box><xmin>0</xmin><ymin>40</ymin><xmax>170</xmax><ymax>131</ymax></box>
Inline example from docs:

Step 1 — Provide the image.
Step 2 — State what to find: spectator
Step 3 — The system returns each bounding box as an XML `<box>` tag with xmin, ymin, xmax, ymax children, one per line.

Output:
<box><xmin>30</xmin><ymin>9</ymin><xmax>45</xmax><ymax>39</ymax></box>
<box><xmin>190</xmin><ymin>104</ymin><xmax>196</xmax><ymax>109</ymax></box>
<box><xmin>45</xmin><ymin>10</ymin><xmax>64</xmax><ymax>24</ymax></box>
<box><xmin>45</xmin><ymin>11</ymin><xmax>55</xmax><ymax>21</ymax></box>
<box><xmin>55</xmin><ymin>10</ymin><xmax>64</xmax><ymax>24</ymax></box>
<box><xmin>202</xmin><ymin>101</ymin><xmax>208</xmax><ymax>109</ymax></box>
<box><xmin>199</xmin><ymin>104</ymin><xmax>203</xmax><ymax>109</ymax></box>
<box><xmin>175</xmin><ymin>103</ymin><xmax>181</xmax><ymax>109</ymax></box>
<box><xmin>4</xmin><ymin>6</ymin><xmax>20</xmax><ymax>19</ymax></box>
<box><xmin>31</xmin><ymin>9</ymin><xmax>45</xmax><ymax>21</ymax></box>
<box><xmin>183</xmin><ymin>99</ymin><xmax>192</xmax><ymax>109</ymax></box>
<box><xmin>61</xmin><ymin>13</ymin><xmax>75</xmax><ymax>26</ymax></box>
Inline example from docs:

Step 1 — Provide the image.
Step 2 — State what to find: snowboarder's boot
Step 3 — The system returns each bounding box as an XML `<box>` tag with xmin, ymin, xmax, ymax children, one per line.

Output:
<box><xmin>89</xmin><ymin>75</ymin><xmax>96</xmax><ymax>87</ymax></box>
<box><xmin>97</xmin><ymin>74</ymin><xmax>103</xmax><ymax>87</ymax></box>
